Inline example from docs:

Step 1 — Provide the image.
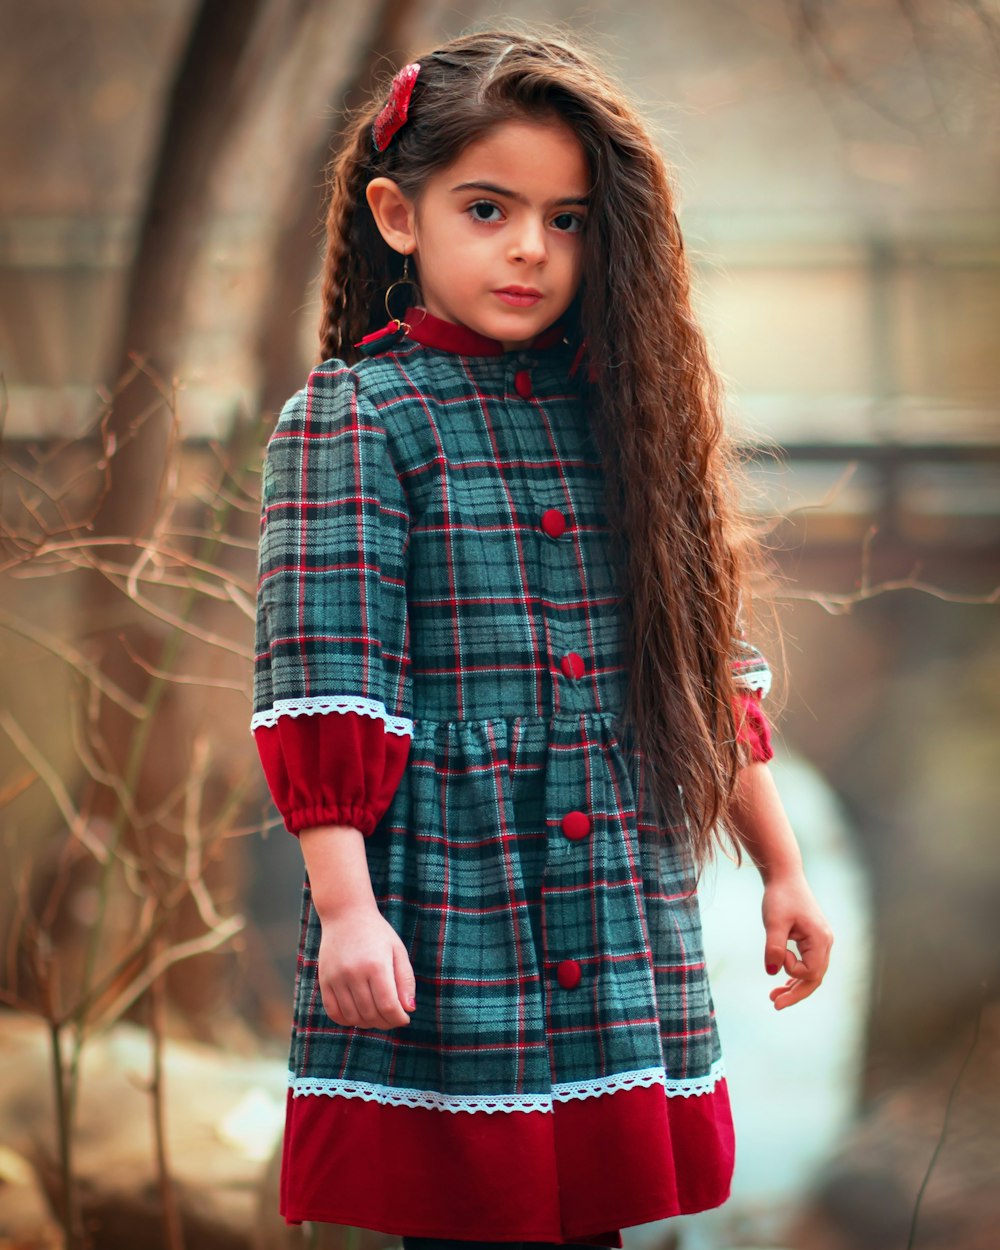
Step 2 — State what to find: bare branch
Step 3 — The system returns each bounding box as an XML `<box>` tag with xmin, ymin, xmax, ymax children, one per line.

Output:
<box><xmin>3</xmin><ymin>848</ymin><xmax>39</xmax><ymax>1003</ymax></box>
<box><xmin>191</xmin><ymin>477</ymin><xmax>261</xmax><ymax>515</ymax></box>
<box><xmin>182</xmin><ymin>736</ymin><xmax>227</xmax><ymax>932</ymax></box>
<box><xmin>778</xmin><ymin>576</ymin><xmax>1000</xmax><ymax>615</ymax></box>
<box><xmin>90</xmin><ymin>914</ymin><xmax>244</xmax><ymax>1034</ymax></box>
<box><xmin>158</xmin><ymin>525</ymin><xmax>258</xmax><ymax>552</ymax></box>
<box><xmin>0</xmin><ymin>609</ymin><xmax>149</xmax><ymax>719</ymax></box>
<box><xmin>224</xmin><ymin>580</ymin><xmax>256</xmax><ymax>622</ymax></box>
<box><xmin>895</xmin><ymin>0</ymin><xmax>955</xmax><ymax>133</ymax></box>
<box><xmin>786</xmin><ymin>0</ymin><xmax>923</xmax><ymax>136</ymax></box>
<box><xmin>119</xmin><ymin>633</ymin><xmax>250</xmax><ymax>694</ymax></box>
<box><xmin>0</xmin><ymin>768</ymin><xmax>38</xmax><ymax>809</ymax></box>
<box><xmin>960</xmin><ymin>0</ymin><xmax>1000</xmax><ymax>59</ymax></box>
<box><xmin>148</xmin><ymin>932</ymin><xmax>186</xmax><ymax>1250</ymax></box>
<box><xmin>0</xmin><ymin>712</ymin><xmax>110</xmax><ymax>865</ymax></box>
<box><xmin>103</xmin><ymin>575</ymin><xmax>255</xmax><ymax>659</ymax></box>
<box><xmin>750</xmin><ymin>461</ymin><xmax>861</xmax><ymax>537</ymax></box>
<box><xmin>74</xmin><ymin>562</ymin><xmax>255</xmax><ymax>661</ymax></box>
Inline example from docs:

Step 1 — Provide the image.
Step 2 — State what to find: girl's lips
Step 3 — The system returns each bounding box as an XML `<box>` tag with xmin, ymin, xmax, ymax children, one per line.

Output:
<box><xmin>494</xmin><ymin>289</ymin><xmax>542</xmax><ymax>307</ymax></box>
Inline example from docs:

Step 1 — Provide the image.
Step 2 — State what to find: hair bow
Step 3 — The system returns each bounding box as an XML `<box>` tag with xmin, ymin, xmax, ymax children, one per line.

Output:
<box><xmin>372</xmin><ymin>62</ymin><xmax>421</xmax><ymax>152</ymax></box>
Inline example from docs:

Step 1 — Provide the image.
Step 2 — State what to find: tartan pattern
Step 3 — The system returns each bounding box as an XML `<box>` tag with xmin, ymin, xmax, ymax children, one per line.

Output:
<box><xmin>253</xmin><ymin>328</ymin><xmax>772</xmax><ymax>1104</ymax></box>
<box><xmin>254</xmin><ymin>367</ymin><xmax>413</xmax><ymax>729</ymax></box>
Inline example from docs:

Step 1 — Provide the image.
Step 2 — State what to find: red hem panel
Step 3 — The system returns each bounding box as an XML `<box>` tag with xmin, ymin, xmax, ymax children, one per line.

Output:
<box><xmin>279</xmin><ymin>1079</ymin><xmax>734</xmax><ymax>1242</ymax></box>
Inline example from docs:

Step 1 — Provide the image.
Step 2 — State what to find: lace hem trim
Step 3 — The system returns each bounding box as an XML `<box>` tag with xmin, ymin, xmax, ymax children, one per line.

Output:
<box><xmin>288</xmin><ymin>1060</ymin><xmax>725</xmax><ymax>1113</ymax></box>
<box><xmin>250</xmin><ymin>695</ymin><xmax>414</xmax><ymax>737</ymax></box>
<box><xmin>555</xmin><ymin>1060</ymin><xmax>725</xmax><ymax>1101</ymax></box>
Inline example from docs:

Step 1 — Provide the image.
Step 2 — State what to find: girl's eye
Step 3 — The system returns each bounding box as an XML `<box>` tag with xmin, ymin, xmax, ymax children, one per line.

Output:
<box><xmin>469</xmin><ymin>201</ymin><xmax>503</xmax><ymax>223</ymax></box>
<box><xmin>552</xmin><ymin>212</ymin><xmax>584</xmax><ymax>234</ymax></box>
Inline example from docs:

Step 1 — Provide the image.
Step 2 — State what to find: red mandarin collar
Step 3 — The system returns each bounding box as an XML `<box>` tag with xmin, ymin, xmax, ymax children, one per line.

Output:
<box><xmin>401</xmin><ymin>306</ymin><xmax>568</xmax><ymax>357</ymax></box>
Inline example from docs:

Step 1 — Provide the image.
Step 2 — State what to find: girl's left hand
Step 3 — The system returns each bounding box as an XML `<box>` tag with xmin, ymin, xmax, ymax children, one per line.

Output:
<box><xmin>761</xmin><ymin>872</ymin><xmax>834</xmax><ymax>1010</ymax></box>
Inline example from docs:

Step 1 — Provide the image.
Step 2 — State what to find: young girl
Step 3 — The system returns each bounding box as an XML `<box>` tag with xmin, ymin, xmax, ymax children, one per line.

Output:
<box><xmin>252</xmin><ymin>29</ymin><xmax>833</xmax><ymax>1250</ymax></box>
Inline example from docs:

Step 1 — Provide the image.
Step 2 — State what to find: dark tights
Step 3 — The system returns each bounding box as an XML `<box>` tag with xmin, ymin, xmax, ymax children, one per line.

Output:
<box><xmin>402</xmin><ymin>1240</ymin><xmax>607</xmax><ymax>1250</ymax></box>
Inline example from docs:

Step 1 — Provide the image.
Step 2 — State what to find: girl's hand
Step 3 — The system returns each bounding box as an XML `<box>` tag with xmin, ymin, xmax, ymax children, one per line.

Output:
<box><xmin>316</xmin><ymin>903</ymin><xmax>417</xmax><ymax>1030</ymax></box>
<box><xmin>761</xmin><ymin>872</ymin><xmax>834</xmax><ymax>1010</ymax></box>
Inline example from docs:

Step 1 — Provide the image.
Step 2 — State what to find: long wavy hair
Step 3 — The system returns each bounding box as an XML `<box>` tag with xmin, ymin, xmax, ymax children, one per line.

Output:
<box><xmin>317</xmin><ymin>28</ymin><xmax>770</xmax><ymax>867</ymax></box>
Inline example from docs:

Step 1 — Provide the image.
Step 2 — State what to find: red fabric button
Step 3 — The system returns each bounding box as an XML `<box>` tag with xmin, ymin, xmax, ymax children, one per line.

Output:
<box><xmin>560</xmin><ymin>652</ymin><xmax>585</xmax><ymax>680</ymax></box>
<box><xmin>557</xmin><ymin>959</ymin><xmax>582</xmax><ymax>989</ymax></box>
<box><xmin>541</xmin><ymin>508</ymin><xmax>566</xmax><ymax>539</ymax></box>
<box><xmin>561</xmin><ymin>810</ymin><xmax>591</xmax><ymax>840</ymax></box>
<box><xmin>514</xmin><ymin>370</ymin><xmax>533</xmax><ymax>399</ymax></box>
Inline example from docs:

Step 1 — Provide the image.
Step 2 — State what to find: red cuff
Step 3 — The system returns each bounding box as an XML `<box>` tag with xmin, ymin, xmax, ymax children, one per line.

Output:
<box><xmin>254</xmin><ymin>709</ymin><xmax>411</xmax><ymax>836</ymax></box>
<box><xmin>733</xmin><ymin>690</ymin><xmax>774</xmax><ymax>765</ymax></box>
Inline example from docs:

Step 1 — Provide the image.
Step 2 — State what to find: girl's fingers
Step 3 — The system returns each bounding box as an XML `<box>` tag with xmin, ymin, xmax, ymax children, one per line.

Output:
<box><xmin>335</xmin><ymin>980</ymin><xmax>365</xmax><ymax>1026</ymax></box>
<box><xmin>342</xmin><ymin>968</ymin><xmax>410</xmax><ymax>1030</ymax></box>
<box><xmin>324</xmin><ymin>982</ymin><xmax>360</xmax><ymax>1026</ymax></box>
<box><xmin>322</xmin><ymin>959</ymin><xmax>413</xmax><ymax>1029</ymax></box>
<box><xmin>352</xmin><ymin>977</ymin><xmax>394</xmax><ymax>1029</ymax></box>
<box><xmin>345</xmin><ymin>975</ymin><xmax>390</xmax><ymax>1025</ymax></box>
<box><xmin>784</xmin><ymin>948</ymin><xmax>809</xmax><ymax>978</ymax></box>
<box><xmin>764</xmin><ymin>946</ymin><xmax>829</xmax><ymax>1008</ymax></box>
<box><xmin>764</xmin><ymin>935</ymin><xmax>790</xmax><ymax>977</ymax></box>
<box><xmin>770</xmin><ymin>976</ymin><xmax>821</xmax><ymax>1009</ymax></box>
<box><xmin>322</xmin><ymin>985</ymin><xmax>345</xmax><ymax>1024</ymax></box>
<box><xmin>769</xmin><ymin>922</ymin><xmax>834</xmax><ymax>994</ymax></box>
<box><xmin>761</xmin><ymin>880</ymin><xmax>835</xmax><ymax>998</ymax></box>
<box><xmin>393</xmin><ymin>941</ymin><xmax>418</xmax><ymax>1015</ymax></box>
<box><xmin>767</xmin><ymin>944</ymin><xmax>827</xmax><ymax>1009</ymax></box>
<box><xmin>317</xmin><ymin>917</ymin><xmax>415</xmax><ymax>1030</ymax></box>
<box><xmin>370</xmin><ymin>968</ymin><xmax>411</xmax><ymax>1028</ymax></box>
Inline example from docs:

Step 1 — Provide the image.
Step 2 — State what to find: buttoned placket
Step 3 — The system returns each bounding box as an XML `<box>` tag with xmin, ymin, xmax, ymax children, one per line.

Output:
<box><xmin>506</xmin><ymin>351</ymin><xmax>593</xmax><ymax>1003</ymax></box>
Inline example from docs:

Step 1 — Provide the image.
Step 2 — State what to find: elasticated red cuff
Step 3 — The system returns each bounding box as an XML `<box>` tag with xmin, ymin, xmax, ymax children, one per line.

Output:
<box><xmin>733</xmin><ymin>690</ymin><xmax>774</xmax><ymax>765</ymax></box>
<box><xmin>254</xmin><ymin>708</ymin><xmax>411</xmax><ymax>837</ymax></box>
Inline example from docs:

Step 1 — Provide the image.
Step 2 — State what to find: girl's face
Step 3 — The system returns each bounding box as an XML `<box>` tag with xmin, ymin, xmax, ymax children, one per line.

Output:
<box><xmin>376</xmin><ymin>118</ymin><xmax>591</xmax><ymax>351</ymax></box>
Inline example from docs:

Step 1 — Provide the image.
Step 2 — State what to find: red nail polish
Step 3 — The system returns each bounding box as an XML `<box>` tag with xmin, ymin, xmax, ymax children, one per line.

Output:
<box><xmin>766</xmin><ymin>964</ymin><xmax>779</xmax><ymax>976</ymax></box>
<box><xmin>407</xmin><ymin>996</ymin><xmax>417</xmax><ymax>1011</ymax></box>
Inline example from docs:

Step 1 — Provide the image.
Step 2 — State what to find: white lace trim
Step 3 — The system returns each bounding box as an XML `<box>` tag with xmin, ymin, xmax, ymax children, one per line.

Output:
<box><xmin>250</xmin><ymin>695</ymin><xmax>413</xmax><ymax>736</ymax></box>
<box><xmin>290</xmin><ymin>1077</ymin><xmax>551</xmax><ymax>1113</ymax></box>
<box><xmin>554</xmin><ymin>1059</ymin><xmax>726</xmax><ymax>1102</ymax></box>
<box><xmin>733</xmin><ymin>668</ymin><xmax>772</xmax><ymax>697</ymax></box>
<box><xmin>288</xmin><ymin>1060</ymin><xmax>725</xmax><ymax>1113</ymax></box>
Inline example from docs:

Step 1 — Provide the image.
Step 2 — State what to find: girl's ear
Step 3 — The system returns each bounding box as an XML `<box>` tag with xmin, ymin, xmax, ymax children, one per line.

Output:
<box><xmin>366</xmin><ymin>178</ymin><xmax>417</xmax><ymax>255</ymax></box>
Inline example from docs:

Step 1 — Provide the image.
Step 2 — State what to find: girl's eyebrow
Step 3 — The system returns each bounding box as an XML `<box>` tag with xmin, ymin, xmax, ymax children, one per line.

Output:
<box><xmin>450</xmin><ymin>180</ymin><xmax>590</xmax><ymax>208</ymax></box>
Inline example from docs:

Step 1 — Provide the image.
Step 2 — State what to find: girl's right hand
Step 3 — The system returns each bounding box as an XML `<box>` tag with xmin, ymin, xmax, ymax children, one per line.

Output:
<box><xmin>316</xmin><ymin>904</ymin><xmax>417</xmax><ymax>1030</ymax></box>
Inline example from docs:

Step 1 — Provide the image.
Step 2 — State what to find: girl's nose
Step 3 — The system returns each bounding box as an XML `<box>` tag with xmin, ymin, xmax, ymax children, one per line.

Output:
<box><xmin>509</xmin><ymin>218</ymin><xmax>548</xmax><ymax>265</ymax></box>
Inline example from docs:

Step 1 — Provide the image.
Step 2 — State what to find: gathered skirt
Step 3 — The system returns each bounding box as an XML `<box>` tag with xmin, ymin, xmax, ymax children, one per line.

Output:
<box><xmin>279</xmin><ymin>711</ymin><xmax>735</xmax><ymax>1245</ymax></box>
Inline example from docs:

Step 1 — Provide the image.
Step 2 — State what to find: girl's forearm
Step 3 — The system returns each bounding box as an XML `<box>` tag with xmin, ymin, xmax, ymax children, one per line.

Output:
<box><xmin>728</xmin><ymin>763</ymin><xmax>834</xmax><ymax>1004</ymax></box>
<box><xmin>726</xmin><ymin>762</ymin><xmax>804</xmax><ymax>882</ymax></box>
<box><xmin>298</xmin><ymin>824</ymin><xmax>379</xmax><ymax>921</ymax></box>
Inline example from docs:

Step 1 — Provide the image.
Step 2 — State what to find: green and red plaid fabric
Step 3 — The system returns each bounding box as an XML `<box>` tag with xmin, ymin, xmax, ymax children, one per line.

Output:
<box><xmin>251</xmin><ymin>312</ymin><xmax>774</xmax><ymax>1233</ymax></box>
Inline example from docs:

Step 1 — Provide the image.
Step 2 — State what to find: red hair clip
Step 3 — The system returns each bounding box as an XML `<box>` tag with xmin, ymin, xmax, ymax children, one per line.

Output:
<box><xmin>372</xmin><ymin>62</ymin><xmax>421</xmax><ymax>152</ymax></box>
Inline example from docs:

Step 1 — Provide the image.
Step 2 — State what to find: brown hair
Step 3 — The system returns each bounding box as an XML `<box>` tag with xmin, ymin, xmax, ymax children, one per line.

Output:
<box><xmin>318</xmin><ymin>29</ymin><xmax>769</xmax><ymax>867</ymax></box>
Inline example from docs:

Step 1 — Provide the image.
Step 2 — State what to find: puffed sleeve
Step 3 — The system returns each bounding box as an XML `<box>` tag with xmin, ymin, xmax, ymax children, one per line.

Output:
<box><xmin>730</xmin><ymin>633</ymin><xmax>775</xmax><ymax>765</ymax></box>
<box><xmin>251</xmin><ymin>362</ymin><xmax>413</xmax><ymax>836</ymax></box>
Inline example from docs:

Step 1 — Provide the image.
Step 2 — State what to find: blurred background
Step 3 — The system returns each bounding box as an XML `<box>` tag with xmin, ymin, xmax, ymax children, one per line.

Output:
<box><xmin>0</xmin><ymin>2</ymin><xmax>997</xmax><ymax>1249</ymax></box>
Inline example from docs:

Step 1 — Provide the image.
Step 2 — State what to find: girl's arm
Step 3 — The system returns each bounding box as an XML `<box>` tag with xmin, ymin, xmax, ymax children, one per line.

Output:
<box><xmin>726</xmin><ymin>763</ymin><xmax>835</xmax><ymax>1010</ymax></box>
<box><xmin>299</xmin><ymin>824</ymin><xmax>417</xmax><ymax>1030</ymax></box>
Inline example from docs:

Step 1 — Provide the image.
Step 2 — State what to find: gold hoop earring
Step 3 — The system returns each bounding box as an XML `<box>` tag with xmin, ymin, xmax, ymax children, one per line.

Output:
<box><xmin>384</xmin><ymin>252</ymin><xmax>419</xmax><ymax>325</ymax></box>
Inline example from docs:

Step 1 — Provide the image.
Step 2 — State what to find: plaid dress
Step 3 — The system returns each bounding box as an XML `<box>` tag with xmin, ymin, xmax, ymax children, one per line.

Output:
<box><xmin>252</xmin><ymin>308</ymin><xmax>773</xmax><ymax>1246</ymax></box>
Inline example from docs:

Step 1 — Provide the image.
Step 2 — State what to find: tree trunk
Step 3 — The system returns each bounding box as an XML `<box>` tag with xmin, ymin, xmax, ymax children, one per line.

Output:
<box><xmin>93</xmin><ymin>0</ymin><xmax>272</xmax><ymax>543</ymax></box>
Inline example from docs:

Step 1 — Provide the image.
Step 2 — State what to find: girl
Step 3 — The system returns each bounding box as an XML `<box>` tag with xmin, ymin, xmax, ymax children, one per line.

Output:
<box><xmin>252</xmin><ymin>29</ymin><xmax>833</xmax><ymax>1250</ymax></box>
